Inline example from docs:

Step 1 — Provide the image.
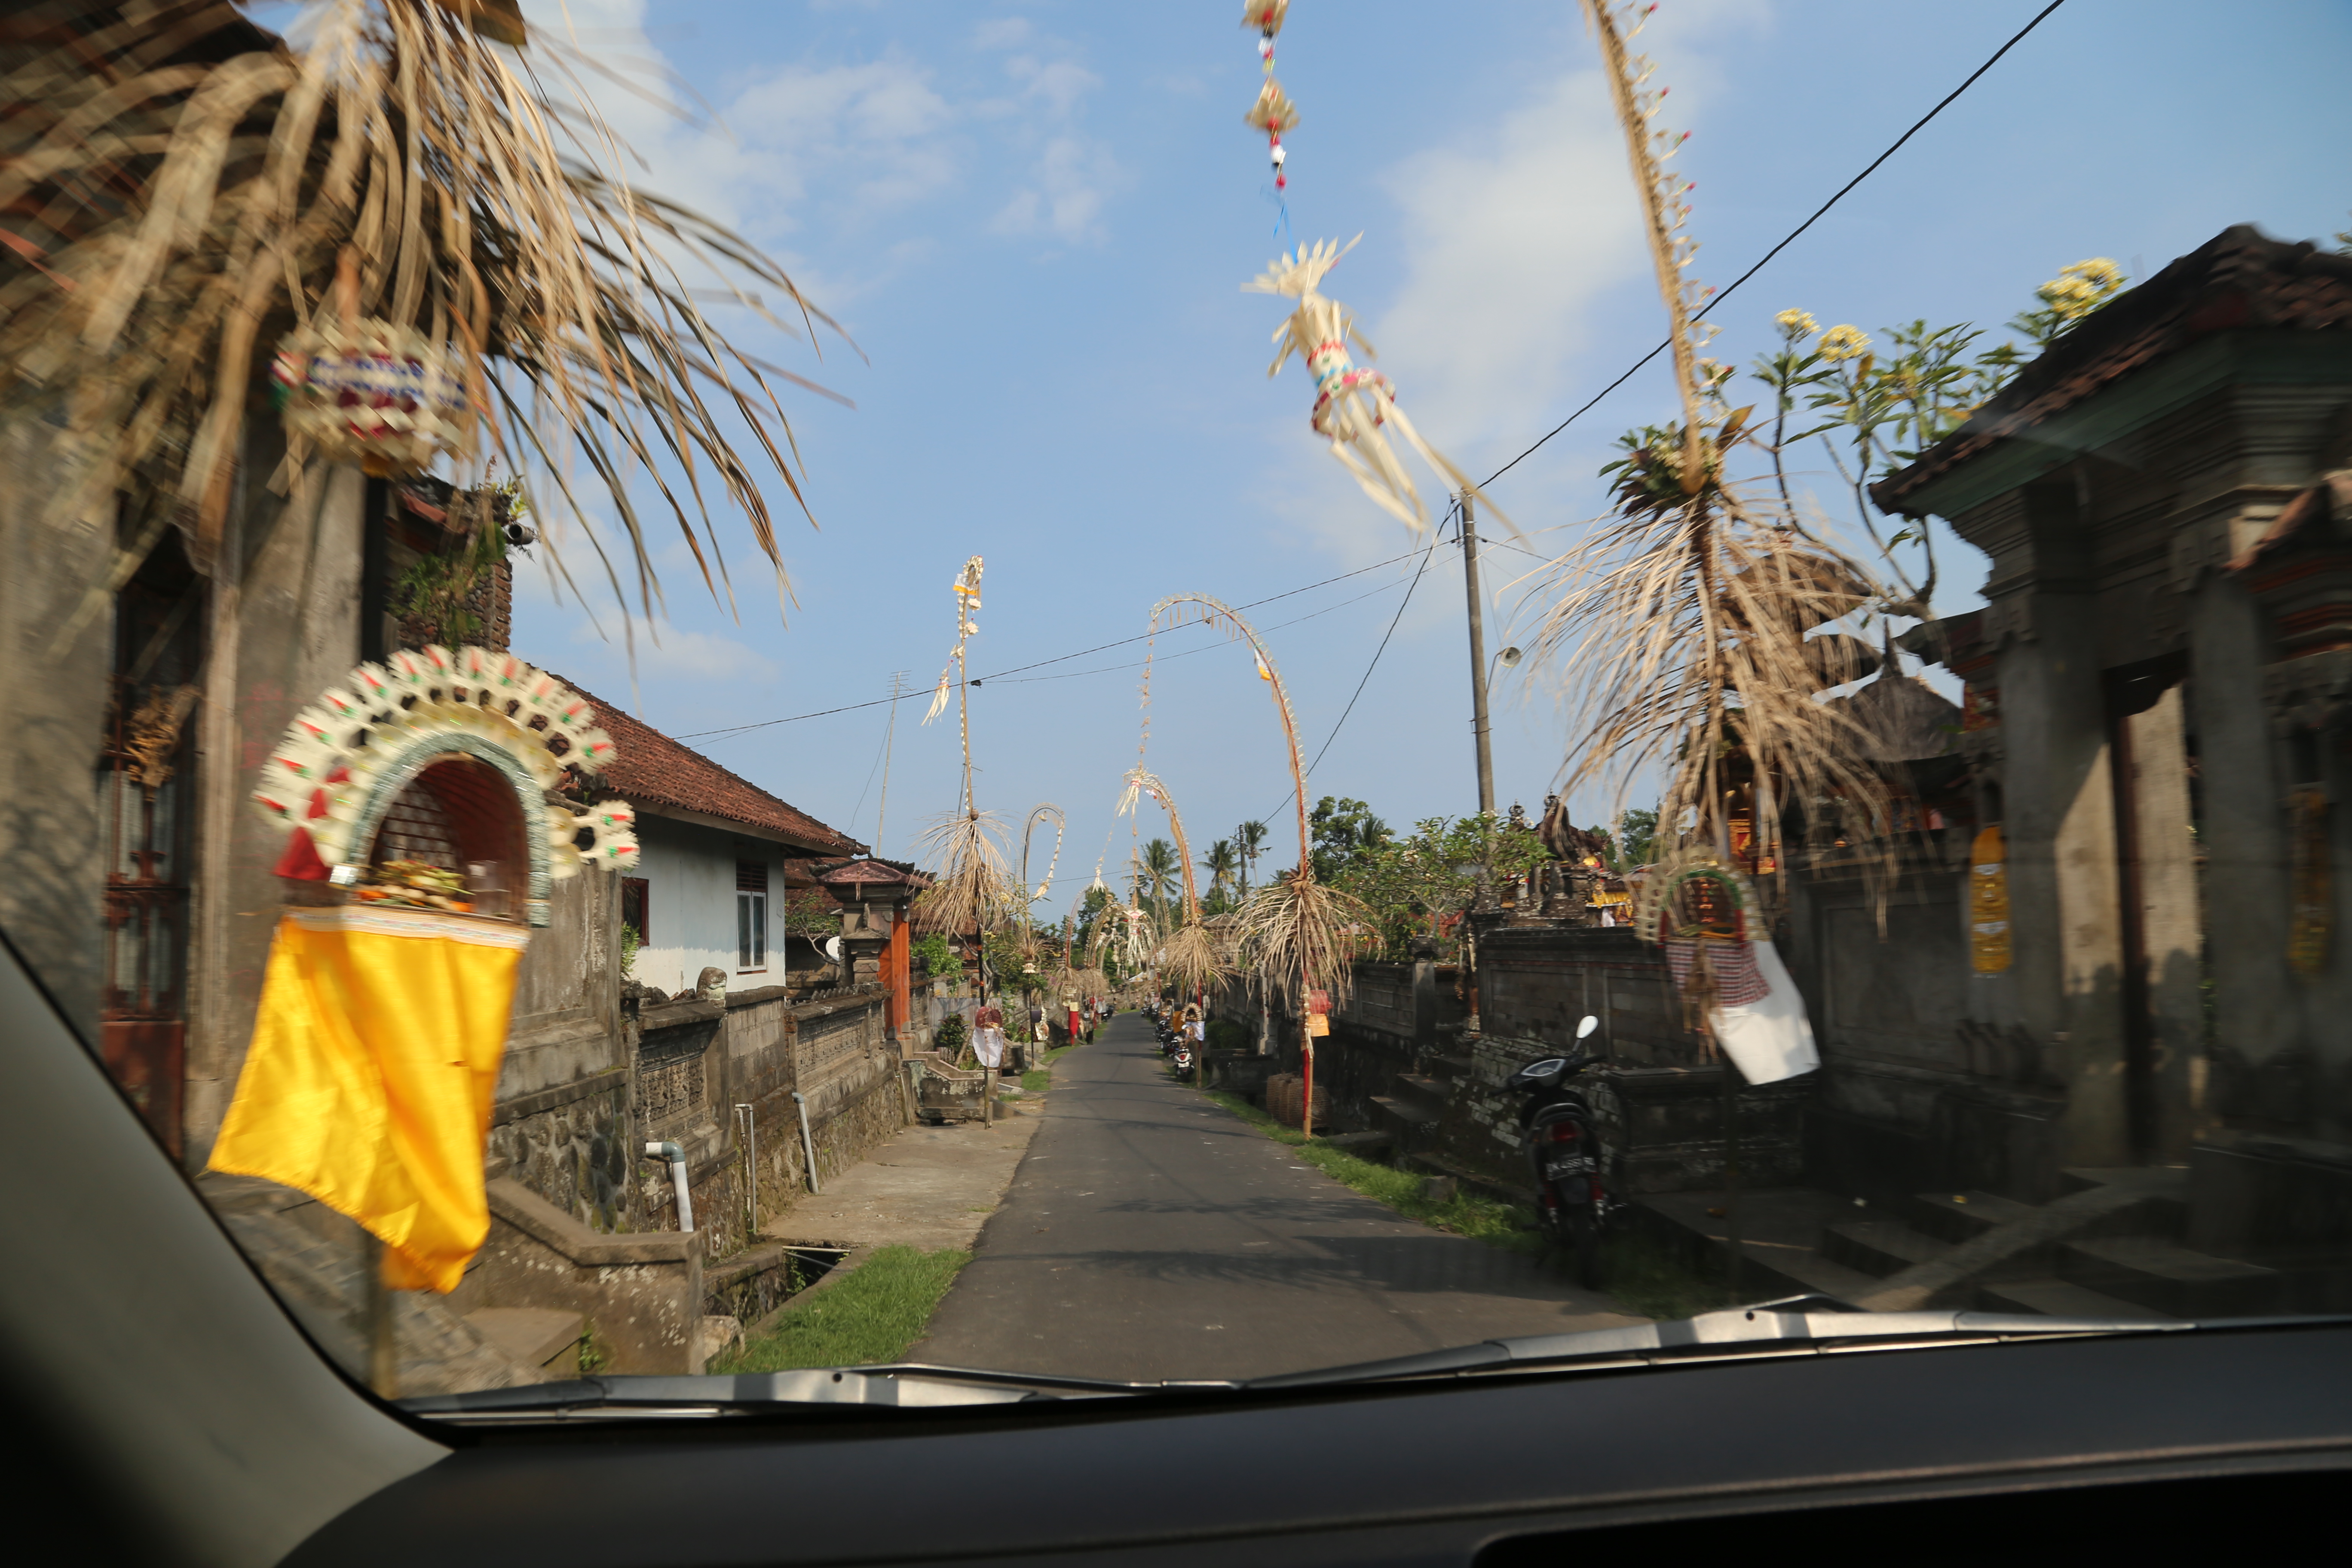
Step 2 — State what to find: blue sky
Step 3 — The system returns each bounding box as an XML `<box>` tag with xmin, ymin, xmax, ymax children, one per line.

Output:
<box><xmin>496</xmin><ymin>0</ymin><xmax>2352</xmax><ymax>900</ymax></box>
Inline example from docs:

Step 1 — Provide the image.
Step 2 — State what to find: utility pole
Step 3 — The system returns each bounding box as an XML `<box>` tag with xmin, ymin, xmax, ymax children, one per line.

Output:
<box><xmin>1461</xmin><ymin>493</ymin><xmax>1496</xmax><ymax>816</ymax></box>
<box><xmin>874</xmin><ymin>671</ymin><xmax>907</xmax><ymax>857</ymax></box>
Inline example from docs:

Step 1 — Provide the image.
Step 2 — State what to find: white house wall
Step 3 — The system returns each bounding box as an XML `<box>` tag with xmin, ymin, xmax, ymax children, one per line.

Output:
<box><xmin>630</xmin><ymin>815</ymin><xmax>787</xmax><ymax>996</ymax></box>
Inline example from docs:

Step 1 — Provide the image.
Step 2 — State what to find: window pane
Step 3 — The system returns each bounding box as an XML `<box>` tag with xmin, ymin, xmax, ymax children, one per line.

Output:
<box><xmin>750</xmin><ymin>893</ymin><xmax>766</xmax><ymax>968</ymax></box>
<box><xmin>737</xmin><ymin>893</ymin><xmax>751</xmax><ymax>968</ymax></box>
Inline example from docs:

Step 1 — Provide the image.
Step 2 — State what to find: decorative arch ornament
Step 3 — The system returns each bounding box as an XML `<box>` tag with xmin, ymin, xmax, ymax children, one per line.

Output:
<box><xmin>251</xmin><ymin>644</ymin><xmax>639</xmax><ymax>927</ymax></box>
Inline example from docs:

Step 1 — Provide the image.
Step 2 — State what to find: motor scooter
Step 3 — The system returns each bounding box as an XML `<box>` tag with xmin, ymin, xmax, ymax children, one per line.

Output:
<box><xmin>1170</xmin><ymin>1041</ymin><xmax>1194</xmax><ymax>1075</ymax></box>
<box><xmin>1503</xmin><ymin>1015</ymin><xmax>1620</xmax><ymax>1289</ymax></box>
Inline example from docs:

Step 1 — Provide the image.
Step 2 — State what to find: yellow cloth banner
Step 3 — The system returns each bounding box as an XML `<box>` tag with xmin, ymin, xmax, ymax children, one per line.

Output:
<box><xmin>208</xmin><ymin>906</ymin><xmax>528</xmax><ymax>1293</ymax></box>
<box><xmin>1969</xmin><ymin>825</ymin><xmax>2012</xmax><ymax>975</ymax></box>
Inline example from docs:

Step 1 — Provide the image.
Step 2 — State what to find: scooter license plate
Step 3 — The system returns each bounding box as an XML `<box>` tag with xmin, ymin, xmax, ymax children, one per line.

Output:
<box><xmin>1544</xmin><ymin>1156</ymin><xmax>1594</xmax><ymax>1179</ymax></box>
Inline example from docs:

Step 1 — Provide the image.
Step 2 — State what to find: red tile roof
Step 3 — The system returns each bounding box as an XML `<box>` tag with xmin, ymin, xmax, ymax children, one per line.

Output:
<box><xmin>561</xmin><ymin>681</ymin><xmax>863</xmax><ymax>855</ymax></box>
<box><xmin>818</xmin><ymin>857</ymin><xmax>930</xmax><ymax>887</ymax></box>
<box><xmin>1875</xmin><ymin>226</ymin><xmax>2352</xmax><ymax>514</ymax></box>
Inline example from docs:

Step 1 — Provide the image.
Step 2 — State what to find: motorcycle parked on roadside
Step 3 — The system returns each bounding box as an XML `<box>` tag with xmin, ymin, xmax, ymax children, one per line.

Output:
<box><xmin>1171</xmin><ymin>1042</ymin><xmax>1194</xmax><ymax>1075</ymax></box>
<box><xmin>1503</xmin><ymin>1014</ymin><xmax>1620</xmax><ymax>1289</ymax></box>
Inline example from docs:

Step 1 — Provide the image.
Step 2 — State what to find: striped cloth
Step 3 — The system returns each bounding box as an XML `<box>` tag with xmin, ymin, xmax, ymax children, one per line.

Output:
<box><xmin>1662</xmin><ymin>937</ymin><xmax>1770</xmax><ymax>1008</ymax></box>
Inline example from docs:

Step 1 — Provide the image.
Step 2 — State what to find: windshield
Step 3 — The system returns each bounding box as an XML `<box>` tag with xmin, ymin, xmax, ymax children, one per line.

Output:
<box><xmin>4</xmin><ymin>0</ymin><xmax>2348</xmax><ymax>1413</ymax></box>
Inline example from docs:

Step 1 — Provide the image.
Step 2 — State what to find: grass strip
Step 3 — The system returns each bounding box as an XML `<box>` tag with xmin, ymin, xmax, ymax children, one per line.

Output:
<box><xmin>1203</xmin><ymin>1089</ymin><xmax>1734</xmax><ymax>1314</ymax></box>
<box><xmin>1205</xmin><ymin>1091</ymin><xmax>1541</xmax><ymax>1256</ymax></box>
<box><xmin>711</xmin><ymin>1246</ymin><xmax>972</xmax><ymax>1372</ymax></box>
<box><xmin>1020</xmin><ymin>1037</ymin><xmax>1085</xmax><ymax>1093</ymax></box>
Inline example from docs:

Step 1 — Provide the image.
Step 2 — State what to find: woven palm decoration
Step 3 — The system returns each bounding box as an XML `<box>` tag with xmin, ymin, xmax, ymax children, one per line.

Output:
<box><xmin>251</xmin><ymin>644</ymin><xmax>638</xmax><ymax>882</ymax></box>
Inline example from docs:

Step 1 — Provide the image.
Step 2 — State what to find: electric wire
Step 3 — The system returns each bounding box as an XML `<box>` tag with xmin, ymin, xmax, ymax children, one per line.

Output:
<box><xmin>672</xmin><ymin>545</ymin><xmax>1425</xmax><ymax>740</ymax></box>
<box><xmin>1251</xmin><ymin>0</ymin><xmax>2068</xmax><ymax>824</ymax></box>
<box><xmin>674</xmin><ymin>1</ymin><xmax>2064</xmax><ymax>784</ymax></box>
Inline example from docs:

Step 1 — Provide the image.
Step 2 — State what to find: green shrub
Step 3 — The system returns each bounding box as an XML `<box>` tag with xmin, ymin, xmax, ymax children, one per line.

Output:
<box><xmin>933</xmin><ymin>1013</ymin><xmax>968</xmax><ymax>1054</ymax></box>
<box><xmin>910</xmin><ymin>933</ymin><xmax>960</xmax><ymax>979</ymax></box>
<box><xmin>1206</xmin><ymin>1018</ymin><xmax>1250</xmax><ymax>1054</ymax></box>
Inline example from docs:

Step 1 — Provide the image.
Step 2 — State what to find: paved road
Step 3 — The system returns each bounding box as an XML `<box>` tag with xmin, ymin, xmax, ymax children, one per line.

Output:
<box><xmin>918</xmin><ymin>1012</ymin><xmax>1638</xmax><ymax>1381</ymax></box>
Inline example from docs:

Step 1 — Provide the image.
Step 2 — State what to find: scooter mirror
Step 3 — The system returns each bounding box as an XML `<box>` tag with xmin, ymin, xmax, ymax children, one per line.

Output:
<box><xmin>1575</xmin><ymin>1015</ymin><xmax>1599</xmax><ymax>1040</ymax></box>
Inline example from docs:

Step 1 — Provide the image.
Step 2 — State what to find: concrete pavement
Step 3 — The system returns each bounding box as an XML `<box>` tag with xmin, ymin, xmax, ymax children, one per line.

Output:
<box><xmin>917</xmin><ymin>1011</ymin><xmax>1639</xmax><ymax>1381</ymax></box>
<box><xmin>761</xmin><ymin>1091</ymin><xmax>1048</xmax><ymax>1253</ymax></box>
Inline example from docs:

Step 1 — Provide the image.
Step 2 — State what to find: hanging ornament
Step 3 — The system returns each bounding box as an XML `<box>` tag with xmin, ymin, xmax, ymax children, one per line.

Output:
<box><xmin>270</xmin><ymin>252</ymin><xmax>474</xmax><ymax>479</ymax></box>
<box><xmin>925</xmin><ymin>556</ymin><xmax>985</xmax><ymax>724</ymax></box>
<box><xmin>1244</xmin><ymin>0</ymin><xmax>1298</xmax><ymax>247</ymax></box>
<box><xmin>1245</xmin><ymin>238</ymin><xmax>1509</xmax><ymax>533</ymax></box>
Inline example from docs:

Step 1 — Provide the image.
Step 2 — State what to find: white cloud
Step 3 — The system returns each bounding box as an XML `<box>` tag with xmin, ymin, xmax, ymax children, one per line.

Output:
<box><xmin>567</xmin><ymin>618</ymin><xmax>778</xmax><ymax>684</ymax></box>
<box><xmin>970</xmin><ymin>17</ymin><xmax>1032</xmax><ymax>51</ymax></box>
<box><xmin>1372</xmin><ymin>68</ymin><xmax>1649</xmax><ymax>467</ymax></box>
<box><xmin>1004</xmin><ymin>55</ymin><xmax>1099</xmax><ymax>116</ymax></box>
<box><xmin>992</xmin><ymin>135</ymin><xmax>1118</xmax><ymax>242</ymax></box>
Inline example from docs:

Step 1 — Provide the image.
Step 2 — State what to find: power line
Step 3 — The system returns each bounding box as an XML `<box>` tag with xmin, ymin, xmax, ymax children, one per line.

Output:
<box><xmin>1479</xmin><ymin>0</ymin><xmax>2067</xmax><ymax>492</ymax></box>
<box><xmin>990</xmin><ymin>576</ymin><xmax>1405</xmax><ymax>686</ymax></box>
<box><xmin>671</xmin><ymin>545</ymin><xmax>1425</xmax><ymax>740</ymax></box>
<box><xmin>1263</xmin><ymin>509</ymin><xmax>1453</xmax><ymax>825</ymax></box>
<box><xmin>1257</xmin><ymin>0</ymin><xmax>2067</xmax><ymax>820</ymax></box>
<box><xmin>669</xmin><ymin>3</ymin><xmax>2064</xmax><ymax>763</ymax></box>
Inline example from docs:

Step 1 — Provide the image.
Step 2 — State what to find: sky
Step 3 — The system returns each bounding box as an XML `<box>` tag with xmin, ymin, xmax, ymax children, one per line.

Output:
<box><xmin>474</xmin><ymin>0</ymin><xmax>2351</xmax><ymax>904</ymax></box>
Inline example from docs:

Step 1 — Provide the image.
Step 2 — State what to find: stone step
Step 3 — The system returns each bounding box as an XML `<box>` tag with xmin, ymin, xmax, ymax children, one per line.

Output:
<box><xmin>1821</xmin><ymin>1219</ymin><xmax>1947</xmax><ymax>1279</ymax></box>
<box><xmin>1427</xmin><ymin>1054</ymin><xmax>1476</xmax><ymax>1082</ymax></box>
<box><xmin>1369</xmin><ymin>1094</ymin><xmax>1441</xmax><ymax>1150</ymax></box>
<box><xmin>2058</xmin><ymin>1234</ymin><xmax>2282</xmax><ymax>1319</ymax></box>
<box><xmin>1975</xmin><ymin>1278</ymin><xmax>2181</xmax><ymax>1323</ymax></box>
<box><xmin>1909</xmin><ymin>1189</ymin><xmax>2038</xmax><ymax>1245</ymax></box>
<box><xmin>465</xmin><ymin>1307</ymin><xmax>586</xmax><ymax>1375</ymax></box>
<box><xmin>1393</xmin><ymin>1073</ymin><xmax>1450</xmax><ymax>1108</ymax></box>
<box><xmin>2058</xmin><ymin>1165</ymin><xmax>2191</xmax><ymax>1237</ymax></box>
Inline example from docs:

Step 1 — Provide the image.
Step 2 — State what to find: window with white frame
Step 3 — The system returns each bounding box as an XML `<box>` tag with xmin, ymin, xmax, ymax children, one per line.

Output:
<box><xmin>736</xmin><ymin>860</ymin><xmax>768</xmax><ymax>971</ymax></box>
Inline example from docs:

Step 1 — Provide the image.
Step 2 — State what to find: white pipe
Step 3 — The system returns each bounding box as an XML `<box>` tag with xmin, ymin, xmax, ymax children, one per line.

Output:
<box><xmin>734</xmin><ymin>1103</ymin><xmax>756</xmax><ymax>1236</ymax></box>
<box><xmin>792</xmin><ymin>1090</ymin><xmax>822</xmax><ymax>1195</ymax></box>
<box><xmin>645</xmin><ymin>1140</ymin><xmax>693</xmax><ymax>1233</ymax></box>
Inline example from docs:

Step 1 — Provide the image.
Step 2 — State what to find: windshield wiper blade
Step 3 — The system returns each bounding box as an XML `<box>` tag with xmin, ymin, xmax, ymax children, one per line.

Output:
<box><xmin>402</xmin><ymin>1365</ymin><xmax>1232</xmax><ymax>1419</ymax></box>
<box><xmin>1246</xmin><ymin>1294</ymin><xmax>2206</xmax><ymax>1390</ymax></box>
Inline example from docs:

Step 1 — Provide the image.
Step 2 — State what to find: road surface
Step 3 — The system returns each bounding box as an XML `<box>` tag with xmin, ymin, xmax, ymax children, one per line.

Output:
<box><xmin>918</xmin><ymin>1011</ymin><xmax>1637</xmax><ymax>1381</ymax></box>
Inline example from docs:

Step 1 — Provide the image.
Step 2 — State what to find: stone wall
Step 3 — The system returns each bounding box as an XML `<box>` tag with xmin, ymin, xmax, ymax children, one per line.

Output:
<box><xmin>625</xmin><ymin>984</ymin><xmax>906</xmax><ymax>1263</ymax></box>
<box><xmin>454</xmin><ymin>1178</ymin><xmax>702</xmax><ymax>1375</ymax></box>
<box><xmin>1466</xmin><ymin>924</ymin><xmax>1809</xmax><ymax>1194</ymax></box>
<box><xmin>486</xmin><ymin>1072</ymin><xmax>636</xmax><ymax>1233</ymax></box>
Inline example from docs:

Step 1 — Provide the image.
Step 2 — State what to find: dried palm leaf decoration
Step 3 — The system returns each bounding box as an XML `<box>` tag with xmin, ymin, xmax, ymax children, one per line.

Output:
<box><xmin>1136</xmin><ymin>594</ymin><xmax>1365</xmax><ymax>1129</ymax></box>
<box><xmin>1017</xmin><ymin>802</ymin><xmax>1066</xmax><ymax>933</ymax></box>
<box><xmin>1</xmin><ymin>0</ymin><xmax>846</xmax><ymax>622</ymax></box>
<box><xmin>914</xmin><ymin>556</ymin><xmax>1011</xmax><ymax>937</ymax></box>
<box><xmin>1524</xmin><ymin>0</ymin><xmax>1905</xmax><ymax>962</ymax></box>
<box><xmin>1118</xmin><ymin>767</ymin><xmax>1228</xmax><ymax>995</ymax></box>
<box><xmin>1243</xmin><ymin>239</ymin><xmax>1509</xmax><ymax>536</ymax></box>
<box><xmin>1234</xmin><ymin>4</ymin><xmax>1505</xmax><ymax>536</ymax></box>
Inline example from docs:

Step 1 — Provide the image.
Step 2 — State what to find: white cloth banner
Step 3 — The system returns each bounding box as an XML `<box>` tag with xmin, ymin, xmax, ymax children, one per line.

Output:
<box><xmin>973</xmin><ymin>1026</ymin><xmax>1006</xmax><ymax>1070</ymax></box>
<box><xmin>1708</xmin><ymin>939</ymin><xmax>1818</xmax><ymax>1086</ymax></box>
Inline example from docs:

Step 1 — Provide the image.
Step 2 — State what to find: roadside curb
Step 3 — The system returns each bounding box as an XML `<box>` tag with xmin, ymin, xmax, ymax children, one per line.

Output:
<box><xmin>743</xmin><ymin>1243</ymin><xmax>871</xmax><ymax>1341</ymax></box>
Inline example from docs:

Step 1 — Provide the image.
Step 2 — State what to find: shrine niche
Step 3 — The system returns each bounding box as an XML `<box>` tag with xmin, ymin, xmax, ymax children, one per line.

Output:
<box><xmin>251</xmin><ymin>643</ymin><xmax>638</xmax><ymax>925</ymax></box>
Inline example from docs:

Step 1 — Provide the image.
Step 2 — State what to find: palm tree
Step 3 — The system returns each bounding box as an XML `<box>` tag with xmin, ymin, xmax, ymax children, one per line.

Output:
<box><xmin>1138</xmin><ymin>838</ymin><xmax>1180</xmax><ymax>928</ymax></box>
<box><xmin>1236</xmin><ymin>821</ymin><xmax>1269</xmax><ymax>899</ymax></box>
<box><xmin>1204</xmin><ymin>839</ymin><xmax>1240</xmax><ymax>902</ymax></box>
